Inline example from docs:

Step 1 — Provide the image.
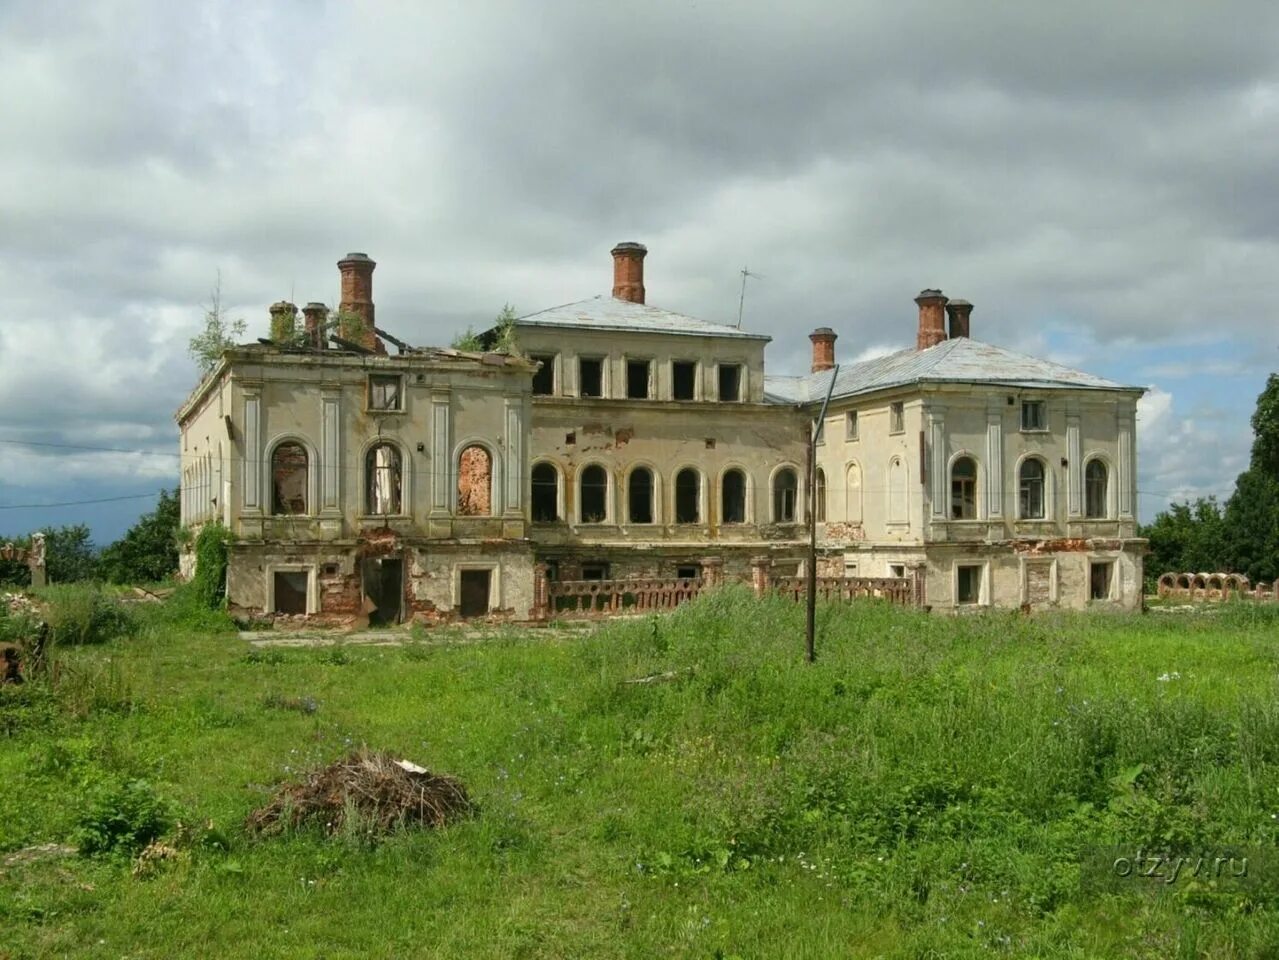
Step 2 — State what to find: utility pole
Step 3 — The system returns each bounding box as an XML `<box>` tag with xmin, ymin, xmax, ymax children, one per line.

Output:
<box><xmin>806</xmin><ymin>364</ymin><xmax>839</xmax><ymax>663</ymax></box>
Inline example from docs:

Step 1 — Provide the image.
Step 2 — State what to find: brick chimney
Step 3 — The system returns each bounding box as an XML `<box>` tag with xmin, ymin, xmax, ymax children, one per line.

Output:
<box><xmin>302</xmin><ymin>302</ymin><xmax>329</xmax><ymax>349</ymax></box>
<box><xmin>269</xmin><ymin>301</ymin><xmax>298</xmax><ymax>343</ymax></box>
<box><xmin>945</xmin><ymin>299</ymin><xmax>973</xmax><ymax>339</ymax></box>
<box><xmin>337</xmin><ymin>252</ymin><xmax>381</xmax><ymax>351</ymax></box>
<box><xmin>611</xmin><ymin>242</ymin><xmax>647</xmax><ymax>304</ymax></box>
<box><xmin>915</xmin><ymin>289</ymin><xmax>948</xmax><ymax>350</ymax></box>
<box><xmin>809</xmin><ymin>327</ymin><xmax>837</xmax><ymax>373</ymax></box>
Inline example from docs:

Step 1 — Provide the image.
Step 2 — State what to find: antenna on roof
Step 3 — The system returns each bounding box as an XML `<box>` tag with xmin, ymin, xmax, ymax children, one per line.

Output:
<box><xmin>737</xmin><ymin>266</ymin><xmax>762</xmax><ymax>328</ymax></box>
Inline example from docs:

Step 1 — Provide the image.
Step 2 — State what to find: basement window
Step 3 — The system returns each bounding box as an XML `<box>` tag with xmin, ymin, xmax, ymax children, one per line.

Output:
<box><xmin>676</xmin><ymin>564</ymin><xmax>700</xmax><ymax>581</ymax></box>
<box><xmin>579</xmin><ymin>357</ymin><xmax>604</xmax><ymax>398</ymax></box>
<box><xmin>626</xmin><ymin>359</ymin><xmax>651</xmax><ymax>399</ymax></box>
<box><xmin>717</xmin><ymin>364</ymin><xmax>742</xmax><ymax>402</ymax></box>
<box><xmin>1090</xmin><ymin>561</ymin><xmax>1114</xmax><ymax>600</ymax></box>
<box><xmin>368</xmin><ymin>374</ymin><xmax>402</xmax><ymax>411</ymax></box>
<box><xmin>956</xmin><ymin>565</ymin><xmax>982</xmax><ymax>605</ymax></box>
<box><xmin>581</xmin><ymin>562</ymin><xmax>610</xmax><ymax>581</ymax></box>
<box><xmin>531</xmin><ymin>355</ymin><xmax>555</xmax><ymax>395</ymax></box>
<box><xmin>672</xmin><ymin>360</ymin><xmax>697</xmax><ymax>400</ymax></box>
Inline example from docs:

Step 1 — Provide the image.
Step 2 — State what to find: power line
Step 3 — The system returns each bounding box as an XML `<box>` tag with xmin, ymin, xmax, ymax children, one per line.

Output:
<box><xmin>0</xmin><ymin>492</ymin><xmax>163</xmax><ymax>511</ymax></box>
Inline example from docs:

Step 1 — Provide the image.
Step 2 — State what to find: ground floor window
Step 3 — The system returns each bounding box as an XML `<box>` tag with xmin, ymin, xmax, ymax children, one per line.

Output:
<box><xmin>888</xmin><ymin>563</ymin><xmax>906</xmax><ymax>579</ymax></box>
<box><xmin>273</xmin><ymin>570</ymin><xmax>309</xmax><ymax>614</ymax></box>
<box><xmin>459</xmin><ymin>569</ymin><xmax>492</xmax><ymax>617</ymax></box>
<box><xmin>1090</xmin><ymin>561</ymin><xmax>1114</xmax><ymax>600</ymax></box>
<box><xmin>956</xmin><ymin>564</ymin><xmax>982</xmax><ymax>605</ymax></box>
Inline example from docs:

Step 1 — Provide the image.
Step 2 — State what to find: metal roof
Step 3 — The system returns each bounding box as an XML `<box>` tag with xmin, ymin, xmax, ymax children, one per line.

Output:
<box><xmin>763</xmin><ymin>336</ymin><xmax>1144</xmax><ymax>405</ymax></box>
<box><xmin>514</xmin><ymin>296</ymin><xmax>771</xmax><ymax>341</ymax></box>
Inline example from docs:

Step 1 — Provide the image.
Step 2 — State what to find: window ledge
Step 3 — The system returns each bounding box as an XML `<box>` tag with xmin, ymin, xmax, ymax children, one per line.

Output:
<box><xmin>366</xmin><ymin>408</ymin><xmax>406</xmax><ymax>415</ymax></box>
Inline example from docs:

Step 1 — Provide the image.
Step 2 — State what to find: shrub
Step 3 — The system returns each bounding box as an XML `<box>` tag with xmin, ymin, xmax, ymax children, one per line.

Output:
<box><xmin>35</xmin><ymin>584</ymin><xmax>136</xmax><ymax>646</ymax></box>
<box><xmin>190</xmin><ymin>523</ymin><xmax>232</xmax><ymax>609</ymax></box>
<box><xmin>73</xmin><ymin>779</ymin><xmax>174</xmax><ymax>857</ymax></box>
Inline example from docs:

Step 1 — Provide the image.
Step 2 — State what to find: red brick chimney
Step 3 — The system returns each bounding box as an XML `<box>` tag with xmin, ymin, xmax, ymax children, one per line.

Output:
<box><xmin>809</xmin><ymin>327</ymin><xmax>837</xmax><ymax>373</ymax></box>
<box><xmin>611</xmin><ymin>242</ymin><xmax>647</xmax><ymax>304</ymax></box>
<box><xmin>338</xmin><ymin>252</ymin><xmax>382</xmax><ymax>352</ymax></box>
<box><xmin>945</xmin><ymin>299</ymin><xmax>973</xmax><ymax>339</ymax></box>
<box><xmin>915</xmin><ymin>289</ymin><xmax>948</xmax><ymax>350</ymax></box>
<box><xmin>302</xmin><ymin>302</ymin><xmax>329</xmax><ymax>349</ymax></box>
<box><xmin>268</xmin><ymin>301</ymin><xmax>298</xmax><ymax>343</ymax></box>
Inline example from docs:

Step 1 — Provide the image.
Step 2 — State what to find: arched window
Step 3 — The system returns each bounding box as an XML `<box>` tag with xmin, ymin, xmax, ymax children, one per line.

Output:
<box><xmin>457</xmin><ymin>444</ymin><xmax>493</xmax><ymax>516</ymax></box>
<box><xmin>1085</xmin><ymin>459</ymin><xmax>1108</xmax><ymax>519</ymax></box>
<box><xmin>1019</xmin><ymin>458</ymin><xmax>1045</xmax><ymax>519</ymax></box>
<box><xmin>580</xmin><ymin>465</ymin><xmax>608</xmax><ymax>523</ymax></box>
<box><xmin>722</xmin><ymin>469</ymin><xmax>746</xmax><ymax>524</ymax></box>
<box><xmin>628</xmin><ymin>467</ymin><xmax>654</xmax><ymax>524</ymax></box>
<box><xmin>887</xmin><ymin>458</ymin><xmax>908</xmax><ymax>525</ymax></box>
<box><xmin>846</xmin><ymin>462</ymin><xmax>862</xmax><ymax>523</ymax></box>
<box><xmin>271</xmin><ymin>442</ymin><xmax>308</xmax><ymax>515</ymax></box>
<box><xmin>815</xmin><ymin>468</ymin><xmax>827</xmax><ymax>522</ymax></box>
<box><xmin>773</xmin><ymin>467</ymin><xmax>798</xmax><ymax>523</ymax></box>
<box><xmin>366</xmin><ymin>443</ymin><xmax>402</xmax><ymax>515</ymax></box>
<box><xmin>531</xmin><ymin>462</ymin><xmax>558</xmax><ymax>522</ymax></box>
<box><xmin>675</xmin><ymin>468</ymin><xmax>700</xmax><ymax>524</ymax></box>
<box><xmin>951</xmin><ymin>456</ymin><xmax>977</xmax><ymax>520</ymax></box>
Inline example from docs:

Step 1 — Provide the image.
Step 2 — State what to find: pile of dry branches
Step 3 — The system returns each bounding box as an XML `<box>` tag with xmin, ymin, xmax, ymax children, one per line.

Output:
<box><xmin>246</xmin><ymin>749</ymin><xmax>473</xmax><ymax>837</ymax></box>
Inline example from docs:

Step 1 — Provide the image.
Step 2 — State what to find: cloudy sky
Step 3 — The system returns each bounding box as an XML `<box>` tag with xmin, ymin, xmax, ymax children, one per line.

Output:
<box><xmin>1</xmin><ymin>0</ymin><xmax>1276</xmax><ymax>542</ymax></box>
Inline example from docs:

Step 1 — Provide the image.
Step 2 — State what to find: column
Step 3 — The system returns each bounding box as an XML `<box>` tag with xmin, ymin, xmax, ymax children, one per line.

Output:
<box><xmin>1118</xmin><ymin>409</ymin><xmax>1134</xmax><ymax>519</ymax></box>
<box><xmin>1066</xmin><ymin>414</ymin><xmax>1082</xmax><ymax>518</ymax></box>
<box><xmin>242</xmin><ymin>389</ymin><xmax>262</xmax><ymax>513</ymax></box>
<box><xmin>504</xmin><ymin>395</ymin><xmax>524</xmax><ymax>516</ymax></box>
<box><xmin>321</xmin><ymin>390</ymin><xmax>341</xmax><ymax>513</ymax></box>
<box><xmin>927</xmin><ymin>406</ymin><xmax>947</xmax><ymax>520</ymax></box>
<box><xmin>430</xmin><ymin>388</ymin><xmax>451</xmax><ymax>515</ymax></box>
<box><xmin>985</xmin><ymin>402</ymin><xmax>1004</xmax><ymax>518</ymax></box>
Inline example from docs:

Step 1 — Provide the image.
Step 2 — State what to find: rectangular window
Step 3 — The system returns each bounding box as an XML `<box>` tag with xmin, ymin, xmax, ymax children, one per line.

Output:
<box><xmin>581</xmin><ymin>562</ymin><xmax>610</xmax><ymax>581</ymax></box>
<box><xmin>1090</xmin><ymin>561</ymin><xmax>1114</xmax><ymax>600</ymax></box>
<box><xmin>626</xmin><ymin>359</ymin><xmax>651</xmax><ymax>399</ymax></box>
<box><xmin>957</xmin><ymin>565</ymin><xmax>982</xmax><ymax>605</ymax></box>
<box><xmin>368</xmin><ymin>375</ymin><xmax>402</xmax><ymax>411</ymax></box>
<box><xmin>530</xmin><ymin>355</ymin><xmax>555</xmax><ymax>395</ymax></box>
<box><xmin>717</xmin><ymin>364</ymin><xmax>742</xmax><ymax>402</ymax></box>
<box><xmin>888</xmin><ymin>563</ymin><xmax>906</xmax><ymax>579</ymax></box>
<box><xmin>1021</xmin><ymin>400</ymin><xmax>1047</xmax><ymax>431</ymax></box>
<box><xmin>579</xmin><ymin>357</ymin><xmax>604</xmax><ymax>398</ymax></box>
<box><xmin>889</xmin><ymin>402</ymin><xmax>904</xmax><ymax>433</ymax></box>
<box><xmin>676</xmin><ymin>564</ymin><xmax>700</xmax><ymax>581</ymax></box>
<box><xmin>273</xmin><ymin>570</ymin><xmax>309</xmax><ymax>614</ymax></box>
<box><xmin>672</xmin><ymin>361</ymin><xmax>697</xmax><ymax>400</ymax></box>
<box><xmin>845</xmin><ymin>410</ymin><xmax>859</xmax><ymax>441</ymax></box>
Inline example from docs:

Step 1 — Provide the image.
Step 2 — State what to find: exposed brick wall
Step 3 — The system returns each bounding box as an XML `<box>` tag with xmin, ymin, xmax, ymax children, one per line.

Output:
<box><xmin>809</xmin><ymin>328</ymin><xmax>837</xmax><ymax>372</ymax></box>
<box><xmin>915</xmin><ymin>289</ymin><xmax>948</xmax><ymax>350</ymax></box>
<box><xmin>457</xmin><ymin>445</ymin><xmax>493</xmax><ymax>516</ymax></box>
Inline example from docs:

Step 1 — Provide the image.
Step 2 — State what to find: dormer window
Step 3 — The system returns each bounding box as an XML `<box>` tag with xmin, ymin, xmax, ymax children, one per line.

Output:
<box><xmin>368</xmin><ymin>374</ymin><xmax>402</xmax><ymax>411</ymax></box>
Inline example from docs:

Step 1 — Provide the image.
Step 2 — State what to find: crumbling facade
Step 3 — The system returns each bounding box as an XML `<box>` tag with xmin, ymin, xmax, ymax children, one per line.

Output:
<box><xmin>177</xmin><ymin>244</ymin><xmax>1146</xmax><ymax>622</ymax></box>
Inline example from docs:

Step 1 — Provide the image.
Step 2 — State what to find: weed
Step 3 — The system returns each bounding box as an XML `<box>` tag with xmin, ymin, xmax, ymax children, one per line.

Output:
<box><xmin>72</xmin><ymin>778</ymin><xmax>175</xmax><ymax>857</ymax></box>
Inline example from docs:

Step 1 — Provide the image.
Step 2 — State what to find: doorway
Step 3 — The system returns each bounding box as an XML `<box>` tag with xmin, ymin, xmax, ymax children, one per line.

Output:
<box><xmin>459</xmin><ymin>569</ymin><xmax>492</xmax><ymax>618</ymax></box>
<box><xmin>363</xmin><ymin>557</ymin><xmax>404</xmax><ymax>626</ymax></box>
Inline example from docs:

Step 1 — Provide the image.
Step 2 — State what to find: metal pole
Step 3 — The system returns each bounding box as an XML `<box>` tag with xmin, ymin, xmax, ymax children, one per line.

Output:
<box><xmin>806</xmin><ymin>365</ymin><xmax>839</xmax><ymax>663</ymax></box>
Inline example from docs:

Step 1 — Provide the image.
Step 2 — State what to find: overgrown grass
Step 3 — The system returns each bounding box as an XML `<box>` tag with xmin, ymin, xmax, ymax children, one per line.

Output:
<box><xmin>4</xmin><ymin>589</ymin><xmax>1279</xmax><ymax>957</ymax></box>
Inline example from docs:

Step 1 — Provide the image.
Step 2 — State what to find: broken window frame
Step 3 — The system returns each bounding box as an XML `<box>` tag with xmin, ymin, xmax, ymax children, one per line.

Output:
<box><xmin>625</xmin><ymin>358</ymin><xmax>652</xmax><ymax>400</ymax></box>
<box><xmin>581</xmin><ymin>562</ymin><xmax>610</xmax><ymax>581</ymax></box>
<box><xmin>365</xmin><ymin>442</ymin><xmax>404</xmax><ymax>516</ymax></box>
<box><xmin>1089</xmin><ymin>560</ymin><xmax>1114</xmax><ymax>600</ymax></box>
<box><xmin>772</xmin><ymin>467</ymin><xmax>798</xmax><ymax>523</ymax></box>
<box><xmin>1084</xmin><ymin>458</ymin><xmax>1108</xmax><ymax>519</ymax></box>
<box><xmin>579</xmin><ymin>464</ymin><xmax>609</xmax><ymax>523</ymax></box>
<box><xmin>815</xmin><ymin>467</ymin><xmax>827</xmax><ymax>522</ymax></box>
<box><xmin>950</xmin><ymin>456</ymin><xmax>978</xmax><ymax>520</ymax></box>
<box><xmin>368</xmin><ymin>374</ymin><xmax>404</xmax><ymax>412</ymax></box>
<box><xmin>578</xmin><ymin>357</ymin><xmax>605</xmax><ymax>398</ymax></box>
<box><xmin>627</xmin><ymin>467</ymin><xmax>655</xmax><ymax>524</ymax></box>
<box><xmin>1018</xmin><ymin>458</ymin><xmax>1046</xmax><ymax>520</ymax></box>
<box><xmin>530</xmin><ymin>354</ymin><xmax>556</xmax><ymax>396</ymax></box>
<box><xmin>717</xmin><ymin>363</ymin><xmax>743</xmax><ymax>402</ymax></box>
<box><xmin>270</xmin><ymin>441</ymin><xmax>309</xmax><ymax>516</ymax></box>
<box><xmin>674</xmin><ymin>467</ymin><xmax>701</xmax><ymax>524</ymax></box>
<box><xmin>672</xmin><ymin>360</ymin><xmax>697</xmax><ymax>401</ymax></box>
<box><xmin>956</xmin><ymin>564</ymin><xmax>982</xmax><ymax>605</ymax></box>
<box><xmin>721</xmin><ymin>468</ymin><xmax>747</xmax><ymax>524</ymax></box>
<box><xmin>530</xmin><ymin>461</ymin><xmax>559</xmax><ymax>522</ymax></box>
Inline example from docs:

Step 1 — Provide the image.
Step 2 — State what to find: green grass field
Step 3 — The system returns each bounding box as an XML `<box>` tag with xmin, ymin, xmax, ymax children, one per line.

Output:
<box><xmin>4</xmin><ymin>589</ymin><xmax>1279</xmax><ymax>958</ymax></box>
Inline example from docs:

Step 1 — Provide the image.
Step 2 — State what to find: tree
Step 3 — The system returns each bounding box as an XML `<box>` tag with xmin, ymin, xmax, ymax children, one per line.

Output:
<box><xmin>451</xmin><ymin>304</ymin><xmax>520</xmax><ymax>354</ymax></box>
<box><xmin>97</xmin><ymin>489</ymin><xmax>181</xmax><ymax>585</ymax></box>
<box><xmin>188</xmin><ymin>272</ymin><xmax>247</xmax><ymax>373</ymax></box>
<box><xmin>1141</xmin><ymin>497</ymin><xmax>1227</xmax><ymax>584</ymax></box>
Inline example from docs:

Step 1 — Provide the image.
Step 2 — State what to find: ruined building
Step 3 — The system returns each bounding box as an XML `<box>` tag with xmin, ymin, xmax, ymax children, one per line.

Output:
<box><xmin>176</xmin><ymin>245</ymin><xmax>1145</xmax><ymax>621</ymax></box>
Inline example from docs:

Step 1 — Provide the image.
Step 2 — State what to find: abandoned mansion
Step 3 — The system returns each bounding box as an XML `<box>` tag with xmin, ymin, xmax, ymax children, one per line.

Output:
<box><xmin>176</xmin><ymin>245</ymin><xmax>1146</xmax><ymax>622</ymax></box>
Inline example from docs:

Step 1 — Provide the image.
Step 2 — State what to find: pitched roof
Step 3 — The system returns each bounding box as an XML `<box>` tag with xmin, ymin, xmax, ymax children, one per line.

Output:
<box><xmin>513</xmin><ymin>296</ymin><xmax>770</xmax><ymax>341</ymax></box>
<box><xmin>763</xmin><ymin>336</ymin><xmax>1144</xmax><ymax>405</ymax></box>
